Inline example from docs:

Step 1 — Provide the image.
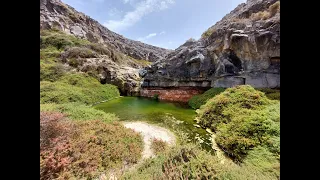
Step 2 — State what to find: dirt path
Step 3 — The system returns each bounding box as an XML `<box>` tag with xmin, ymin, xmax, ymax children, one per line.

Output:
<box><xmin>123</xmin><ymin>121</ymin><xmax>176</xmax><ymax>159</ymax></box>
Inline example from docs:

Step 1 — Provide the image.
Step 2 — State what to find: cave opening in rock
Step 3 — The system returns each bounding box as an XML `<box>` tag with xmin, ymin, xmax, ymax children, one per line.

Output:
<box><xmin>228</xmin><ymin>51</ymin><xmax>242</xmax><ymax>71</ymax></box>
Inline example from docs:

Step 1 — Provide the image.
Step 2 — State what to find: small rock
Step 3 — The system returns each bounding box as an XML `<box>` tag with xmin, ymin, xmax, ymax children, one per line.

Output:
<box><xmin>193</xmin><ymin>124</ymin><xmax>201</xmax><ymax>128</ymax></box>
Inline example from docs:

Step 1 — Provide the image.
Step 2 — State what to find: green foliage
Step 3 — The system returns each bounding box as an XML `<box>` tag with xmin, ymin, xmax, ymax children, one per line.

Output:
<box><xmin>197</xmin><ymin>85</ymin><xmax>280</xmax><ymax>161</ymax></box>
<box><xmin>40</xmin><ymin>112</ymin><xmax>143</xmax><ymax>179</ymax></box>
<box><xmin>152</xmin><ymin>94</ymin><xmax>159</xmax><ymax>101</ymax></box>
<box><xmin>40</xmin><ymin>63</ymin><xmax>66</xmax><ymax>82</ymax></box>
<box><xmin>122</xmin><ymin>143</ymin><xmax>225</xmax><ymax>180</ymax></box>
<box><xmin>40</xmin><ymin>30</ymin><xmax>90</xmax><ymax>50</ymax></box>
<box><xmin>40</xmin><ymin>73</ymin><xmax>120</xmax><ymax>104</ymax></box>
<box><xmin>40</xmin><ymin>103</ymin><xmax>119</xmax><ymax>122</ymax></box>
<box><xmin>40</xmin><ymin>46</ymin><xmax>62</xmax><ymax>59</ymax></box>
<box><xmin>188</xmin><ymin>87</ymin><xmax>225</xmax><ymax>109</ymax></box>
<box><xmin>62</xmin><ymin>47</ymin><xmax>98</xmax><ymax>59</ymax></box>
<box><xmin>201</xmin><ymin>27</ymin><xmax>216</xmax><ymax>38</ymax></box>
<box><xmin>256</xmin><ymin>88</ymin><xmax>280</xmax><ymax>100</ymax></box>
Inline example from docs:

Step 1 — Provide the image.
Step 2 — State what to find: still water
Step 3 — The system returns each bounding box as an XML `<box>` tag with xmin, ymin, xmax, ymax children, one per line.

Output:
<box><xmin>94</xmin><ymin>97</ymin><xmax>212</xmax><ymax>150</ymax></box>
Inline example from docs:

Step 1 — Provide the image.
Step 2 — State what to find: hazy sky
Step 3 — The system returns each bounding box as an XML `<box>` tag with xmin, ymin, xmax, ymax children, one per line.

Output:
<box><xmin>62</xmin><ymin>0</ymin><xmax>246</xmax><ymax>49</ymax></box>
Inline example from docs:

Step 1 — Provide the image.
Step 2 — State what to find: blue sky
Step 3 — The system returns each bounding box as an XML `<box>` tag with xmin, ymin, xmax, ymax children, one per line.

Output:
<box><xmin>62</xmin><ymin>0</ymin><xmax>246</xmax><ymax>49</ymax></box>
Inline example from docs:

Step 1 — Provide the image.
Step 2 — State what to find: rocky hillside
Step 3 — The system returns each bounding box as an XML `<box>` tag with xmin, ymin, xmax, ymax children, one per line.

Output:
<box><xmin>142</xmin><ymin>0</ymin><xmax>280</xmax><ymax>93</ymax></box>
<box><xmin>40</xmin><ymin>0</ymin><xmax>171</xmax><ymax>62</ymax></box>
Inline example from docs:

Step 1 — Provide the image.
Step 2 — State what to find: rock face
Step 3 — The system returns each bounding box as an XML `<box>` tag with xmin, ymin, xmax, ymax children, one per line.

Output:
<box><xmin>40</xmin><ymin>0</ymin><xmax>172</xmax><ymax>96</ymax></box>
<box><xmin>40</xmin><ymin>0</ymin><xmax>171</xmax><ymax>62</ymax></box>
<box><xmin>142</xmin><ymin>0</ymin><xmax>280</xmax><ymax>101</ymax></box>
<box><xmin>140</xmin><ymin>87</ymin><xmax>206</xmax><ymax>103</ymax></box>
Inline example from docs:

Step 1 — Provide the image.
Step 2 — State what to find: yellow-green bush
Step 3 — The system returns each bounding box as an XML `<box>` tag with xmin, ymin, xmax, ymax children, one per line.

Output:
<box><xmin>188</xmin><ymin>87</ymin><xmax>225</xmax><ymax>109</ymax></box>
<box><xmin>197</xmin><ymin>85</ymin><xmax>280</xmax><ymax>161</ymax></box>
<box><xmin>40</xmin><ymin>103</ymin><xmax>119</xmax><ymax>122</ymax></box>
<box><xmin>40</xmin><ymin>73</ymin><xmax>120</xmax><ymax>105</ymax></box>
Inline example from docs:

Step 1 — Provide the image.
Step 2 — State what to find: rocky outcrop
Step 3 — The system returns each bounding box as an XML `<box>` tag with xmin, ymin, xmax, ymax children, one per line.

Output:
<box><xmin>142</xmin><ymin>0</ymin><xmax>280</xmax><ymax>95</ymax></box>
<box><xmin>40</xmin><ymin>0</ymin><xmax>171</xmax><ymax>62</ymax></box>
<box><xmin>40</xmin><ymin>0</ymin><xmax>173</xmax><ymax>96</ymax></box>
<box><xmin>76</xmin><ymin>56</ymin><xmax>142</xmax><ymax>96</ymax></box>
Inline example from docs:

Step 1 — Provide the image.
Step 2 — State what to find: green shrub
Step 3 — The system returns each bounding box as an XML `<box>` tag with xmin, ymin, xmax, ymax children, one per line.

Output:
<box><xmin>122</xmin><ymin>143</ymin><xmax>225</xmax><ymax>180</ymax></box>
<box><xmin>40</xmin><ymin>73</ymin><xmax>120</xmax><ymax>104</ymax></box>
<box><xmin>256</xmin><ymin>88</ymin><xmax>280</xmax><ymax>100</ymax></box>
<box><xmin>40</xmin><ymin>103</ymin><xmax>119</xmax><ymax>122</ymax></box>
<box><xmin>40</xmin><ymin>30</ymin><xmax>90</xmax><ymax>50</ymax></box>
<box><xmin>197</xmin><ymin>85</ymin><xmax>280</xmax><ymax>161</ymax></box>
<box><xmin>40</xmin><ymin>63</ymin><xmax>66</xmax><ymax>82</ymax></box>
<box><xmin>62</xmin><ymin>47</ymin><xmax>98</xmax><ymax>60</ymax></box>
<box><xmin>215</xmin><ymin>102</ymin><xmax>280</xmax><ymax>161</ymax></box>
<box><xmin>188</xmin><ymin>87</ymin><xmax>225</xmax><ymax>109</ymax></box>
<box><xmin>86</xmin><ymin>43</ymin><xmax>111</xmax><ymax>56</ymax></box>
<box><xmin>40</xmin><ymin>46</ymin><xmax>62</xmax><ymax>59</ymax></box>
<box><xmin>152</xmin><ymin>94</ymin><xmax>159</xmax><ymax>101</ymax></box>
<box><xmin>40</xmin><ymin>113</ymin><xmax>143</xmax><ymax>179</ymax></box>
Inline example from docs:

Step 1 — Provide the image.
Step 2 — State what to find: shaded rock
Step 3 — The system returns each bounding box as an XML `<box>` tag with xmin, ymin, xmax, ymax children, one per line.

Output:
<box><xmin>142</xmin><ymin>0</ymin><xmax>280</xmax><ymax>90</ymax></box>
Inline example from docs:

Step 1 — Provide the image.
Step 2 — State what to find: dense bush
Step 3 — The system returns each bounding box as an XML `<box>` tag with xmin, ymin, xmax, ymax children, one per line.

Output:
<box><xmin>40</xmin><ymin>113</ymin><xmax>143</xmax><ymax>179</ymax></box>
<box><xmin>197</xmin><ymin>85</ymin><xmax>280</xmax><ymax>161</ymax></box>
<box><xmin>122</xmin><ymin>142</ymin><xmax>279</xmax><ymax>180</ymax></box>
<box><xmin>40</xmin><ymin>63</ymin><xmax>66</xmax><ymax>82</ymax></box>
<box><xmin>40</xmin><ymin>73</ymin><xmax>120</xmax><ymax>104</ymax></box>
<box><xmin>188</xmin><ymin>87</ymin><xmax>225</xmax><ymax>109</ymax></box>
<box><xmin>40</xmin><ymin>103</ymin><xmax>119</xmax><ymax>122</ymax></box>
<box><xmin>40</xmin><ymin>30</ymin><xmax>90</xmax><ymax>50</ymax></box>
<box><xmin>40</xmin><ymin>112</ymin><xmax>75</xmax><ymax>180</ymax></box>
<box><xmin>122</xmin><ymin>143</ymin><xmax>225</xmax><ymax>180</ymax></box>
<box><xmin>61</xmin><ymin>47</ymin><xmax>98</xmax><ymax>60</ymax></box>
<box><xmin>256</xmin><ymin>88</ymin><xmax>280</xmax><ymax>100</ymax></box>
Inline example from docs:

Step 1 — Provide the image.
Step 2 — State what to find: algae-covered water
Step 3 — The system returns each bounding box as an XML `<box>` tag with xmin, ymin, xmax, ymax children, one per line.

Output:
<box><xmin>94</xmin><ymin>96</ymin><xmax>212</xmax><ymax>150</ymax></box>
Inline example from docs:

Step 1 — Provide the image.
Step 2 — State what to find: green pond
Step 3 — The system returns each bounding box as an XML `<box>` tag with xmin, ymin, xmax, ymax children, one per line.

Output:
<box><xmin>94</xmin><ymin>96</ymin><xmax>212</xmax><ymax>151</ymax></box>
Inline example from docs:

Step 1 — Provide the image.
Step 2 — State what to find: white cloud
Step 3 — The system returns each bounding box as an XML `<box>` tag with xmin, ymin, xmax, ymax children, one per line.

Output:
<box><xmin>137</xmin><ymin>33</ymin><xmax>157</xmax><ymax>41</ymax></box>
<box><xmin>159</xmin><ymin>31</ymin><xmax>166</xmax><ymax>35</ymax></box>
<box><xmin>108</xmin><ymin>8</ymin><xmax>122</xmax><ymax>17</ymax></box>
<box><xmin>168</xmin><ymin>41</ymin><xmax>173</xmax><ymax>44</ymax></box>
<box><xmin>104</xmin><ymin>0</ymin><xmax>175</xmax><ymax>32</ymax></box>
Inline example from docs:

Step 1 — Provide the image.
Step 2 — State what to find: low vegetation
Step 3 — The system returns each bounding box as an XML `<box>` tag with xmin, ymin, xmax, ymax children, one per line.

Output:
<box><xmin>40</xmin><ymin>28</ymin><xmax>280</xmax><ymax>179</ymax></box>
<box><xmin>256</xmin><ymin>88</ymin><xmax>280</xmax><ymax>100</ymax></box>
<box><xmin>40</xmin><ymin>73</ymin><xmax>119</xmax><ymax>105</ymax></box>
<box><xmin>197</xmin><ymin>85</ymin><xmax>280</xmax><ymax>162</ymax></box>
<box><xmin>40</xmin><ymin>112</ymin><xmax>143</xmax><ymax>179</ymax></box>
<box><xmin>40</xmin><ymin>103</ymin><xmax>119</xmax><ymax>122</ymax></box>
<box><xmin>122</xmin><ymin>142</ymin><xmax>279</xmax><ymax>179</ymax></box>
<box><xmin>250</xmin><ymin>1</ymin><xmax>280</xmax><ymax>21</ymax></box>
<box><xmin>151</xmin><ymin>138</ymin><xmax>168</xmax><ymax>155</ymax></box>
<box><xmin>188</xmin><ymin>87</ymin><xmax>225</xmax><ymax>109</ymax></box>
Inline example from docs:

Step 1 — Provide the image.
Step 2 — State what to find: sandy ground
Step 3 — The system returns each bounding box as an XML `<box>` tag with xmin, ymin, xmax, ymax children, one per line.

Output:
<box><xmin>123</xmin><ymin>121</ymin><xmax>176</xmax><ymax>159</ymax></box>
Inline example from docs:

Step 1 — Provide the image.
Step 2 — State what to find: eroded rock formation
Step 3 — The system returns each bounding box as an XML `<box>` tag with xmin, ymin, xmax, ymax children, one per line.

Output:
<box><xmin>40</xmin><ymin>0</ymin><xmax>171</xmax><ymax>62</ymax></box>
<box><xmin>141</xmin><ymin>0</ymin><xmax>280</xmax><ymax>101</ymax></box>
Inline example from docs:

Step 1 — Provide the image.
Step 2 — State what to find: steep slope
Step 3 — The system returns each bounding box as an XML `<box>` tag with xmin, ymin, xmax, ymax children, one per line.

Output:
<box><xmin>141</xmin><ymin>0</ymin><xmax>280</xmax><ymax>101</ymax></box>
<box><xmin>40</xmin><ymin>0</ymin><xmax>173</xmax><ymax>96</ymax></box>
<box><xmin>40</xmin><ymin>0</ymin><xmax>171</xmax><ymax>62</ymax></box>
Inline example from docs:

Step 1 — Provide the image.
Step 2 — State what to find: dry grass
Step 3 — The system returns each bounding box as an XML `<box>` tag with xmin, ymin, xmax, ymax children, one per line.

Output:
<box><xmin>151</xmin><ymin>138</ymin><xmax>168</xmax><ymax>155</ymax></box>
<box><xmin>250</xmin><ymin>1</ymin><xmax>280</xmax><ymax>21</ymax></box>
<box><xmin>40</xmin><ymin>112</ymin><xmax>143</xmax><ymax>179</ymax></box>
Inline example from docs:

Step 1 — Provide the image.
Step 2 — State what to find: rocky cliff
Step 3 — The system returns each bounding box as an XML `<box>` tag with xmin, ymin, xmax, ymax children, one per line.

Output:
<box><xmin>142</xmin><ymin>0</ymin><xmax>280</xmax><ymax>98</ymax></box>
<box><xmin>40</xmin><ymin>0</ymin><xmax>173</xmax><ymax>96</ymax></box>
<box><xmin>40</xmin><ymin>0</ymin><xmax>171</xmax><ymax>62</ymax></box>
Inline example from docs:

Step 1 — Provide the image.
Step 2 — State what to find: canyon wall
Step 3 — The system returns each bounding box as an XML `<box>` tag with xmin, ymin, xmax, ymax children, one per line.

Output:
<box><xmin>141</xmin><ymin>0</ymin><xmax>280</xmax><ymax>101</ymax></box>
